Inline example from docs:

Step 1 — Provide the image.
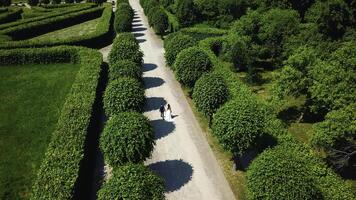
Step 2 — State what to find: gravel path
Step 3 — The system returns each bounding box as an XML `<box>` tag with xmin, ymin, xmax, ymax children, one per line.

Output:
<box><xmin>129</xmin><ymin>0</ymin><xmax>236</xmax><ymax>199</ymax></box>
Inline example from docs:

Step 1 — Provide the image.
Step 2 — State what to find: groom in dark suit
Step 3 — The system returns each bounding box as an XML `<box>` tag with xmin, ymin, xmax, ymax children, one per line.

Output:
<box><xmin>159</xmin><ymin>104</ymin><xmax>165</xmax><ymax>119</ymax></box>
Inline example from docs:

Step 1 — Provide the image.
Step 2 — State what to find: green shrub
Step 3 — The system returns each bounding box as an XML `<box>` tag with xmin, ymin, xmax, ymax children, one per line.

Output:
<box><xmin>103</xmin><ymin>77</ymin><xmax>145</xmax><ymax>116</ymax></box>
<box><xmin>246</xmin><ymin>144</ymin><xmax>321</xmax><ymax>200</ymax></box>
<box><xmin>109</xmin><ymin>59</ymin><xmax>142</xmax><ymax>81</ymax></box>
<box><xmin>98</xmin><ymin>164</ymin><xmax>165</xmax><ymax>200</ymax></box>
<box><xmin>0</xmin><ymin>8</ymin><xmax>22</xmax><ymax>24</ymax></box>
<box><xmin>114</xmin><ymin>2</ymin><xmax>134</xmax><ymax>33</ymax></box>
<box><xmin>28</xmin><ymin>0</ymin><xmax>39</xmax><ymax>5</ymax></box>
<box><xmin>51</xmin><ymin>0</ymin><xmax>61</xmax><ymax>4</ymax></box>
<box><xmin>176</xmin><ymin>0</ymin><xmax>197</xmax><ymax>27</ymax></box>
<box><xmin>108</xmin><ymin>33</ymin><xmax>143</xmax><ymax>66</ymax></box>
<box><xmin>41</xmin><ymin>0</ymin><xmax>50</xmax><ymax>4</ymax></box>
<box><xmin>151</xmin><ymin>8</ymin><xmax>168</xmax><ymax>35</ymax></box>
<box><xmin>100</xmin><ymin>112</ymin><xmax>154</xmax><ymax>166</ymax></box>
<box><xmin>164</xmin><ymin>33</ymin><xmax>197</xmax><ymax>66</ymax></box>
<box><xmin>212</xmin><ymin>96</ymin><xmax>266</xmax><ymax>155</ymax></box>
<box><xmin>174</xmin><ymin>46</ymin><xmax>212</xmax><ymax>87</ymax></box>
<box><xmin>192</xmin><ymin>72</ymin><xmax>228</xmax><ymax>118</ymax></box>
<box><xmin>0</xmin><ymin>46</ymin><xmax>105</xmax><ymax>199</ymax></box>
<box><xmin>65</xmin><ymin>0</ymin><xmax>74</xmax><ymax>3</ymax></box>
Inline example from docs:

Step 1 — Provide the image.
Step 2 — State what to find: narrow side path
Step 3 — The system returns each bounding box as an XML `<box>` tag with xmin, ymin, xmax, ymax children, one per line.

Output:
<box><xmin>129</xmin><ymin>0</ymin><xmax>236</xmax><ymax>199</ymax></box>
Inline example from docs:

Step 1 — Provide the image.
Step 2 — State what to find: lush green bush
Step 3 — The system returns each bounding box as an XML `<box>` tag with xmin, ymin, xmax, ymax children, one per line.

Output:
<box><xmin>140</xmin><ymin>0</ymin><xmax>159</xmax><ymax>13</ymax></box>
<box><xmin>98</xmin><ymin>164</ymin><xmax>165</xmax><ymax>200</ymax></box>
<box><xmin>180</xmin><ymin>27</ymin><xmax>228</xmax><ymax>41</ymax></box>
<box><xmin>176</xmin><ymin>0</ymin><xmax>197</xmax><ymax>27</ymax></box>
<box><xmin>0</xmin><ymin>8</ymin><xmax>22</xmax><ymax>24</ymax></box>
<box><xmin>114</xmin><ymin>2</ymin><xmax>134</xmax><ymax>33</ymax></box>
<box><xmin>108</xmin><ymin>33</ymin><xmax>143</xmax><ymax>66</ymax></box>
<box><xmin>51</xmin><ymin>0</ymin><xmax>61</xmax><ymax>4</ymax></box>
<box><xmin>151</xmin><ymin>8</ymin><xmax>169</xmax><ymax>35</ymax></box>
<box><xmin>100</xmin><ymin>112</ymin><xmax>154</xmax><ymax>166</ymax></box>
<box><xmin>212</xmin><ymin>96</ymin><xmax>266</xmax><ymax>155</ymax></box>
<box><xmin>306</xmin><ymin>0</ymin><xmax>352</xmax><ymax>39</ymax></box>
<box><xmin>164</xmin><ymin>33</ymin><xmax>197</xmax><ymax>66</ymax></box>
<box><xmin>109</xmin><ymin>59</ymin><xmax>142</xmax><ymax>81</ymax></box>
<box><xmin>41</xmin><ymin>0</ymin><xmax>50</xmax><ymax>4</ymax></box>
<box><xmin>246</xmin><ymin>144</ymin><xmax>321</xmax><ymax>200</ymax></box>
<box><xmin>192</xmin><ymin>72</ymin><xmax>228</xmax><ymax>118</ymax></box>
<box><xmin>0</xmin><ymin>46</ymin><xmax>104</xmax><ymax>199</ymax></box>
<box><xmin>103</xmin><ymin>78</ymin><xmax>145</xmax><ymax>116</ymax></box>
<box><xmin>65</xmin><ymin>0</ymin><xmax>74</xmax><ymax>3</ymax></box>
<box><xmin>0</xmin><ymin>5</ymin><xmax>113</xmax><ymax>49</ymax></box>
<box><xmin>0</xmin><ymin>0</ymin><xmax>11</xmax><ymax>6</ymax></box>
<box><xmin>174</xmin><ymin>46</ymin><xmax>212</xmax><ymax>87</ymax></box>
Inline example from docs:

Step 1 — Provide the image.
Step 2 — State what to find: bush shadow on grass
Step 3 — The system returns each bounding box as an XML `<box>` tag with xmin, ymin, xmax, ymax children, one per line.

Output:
<box><xmin>150</xmin><ymin>119</ymin><xmax>175</xmax><ymax>140</ymax></box>
<box><xmin>143</xmin><ymin>77</ymin><xmax>165</xmax><ymax>89</ymax></box>
<box><xmin>148</xmin><ymin>159</ymin><xmax>193</xmax><ymax>192</ymax></box>
<box><xmin>144</xmin><ymin>97</ymin><xmax>167</xmax><ymax>112</ymax></box>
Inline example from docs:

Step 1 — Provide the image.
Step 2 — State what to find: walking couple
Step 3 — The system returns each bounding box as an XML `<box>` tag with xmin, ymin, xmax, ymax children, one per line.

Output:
<box><xmin>159</xmin><ymin>104</ymin><xmax>173</xmax><ymax>122</ymax></box>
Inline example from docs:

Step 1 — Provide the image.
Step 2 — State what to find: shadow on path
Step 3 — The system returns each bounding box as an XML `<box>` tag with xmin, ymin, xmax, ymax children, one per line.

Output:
<box><xmin>145</xmin><ymin>97</ymin><xmax>167</xmax><ymax>112</ymax></box>
<box><xmin>133</xmin><ymin>32</ymin><xmax>145</xmax><ymax>37</ymax></box>
<box><xmin>148</xmin><ymin>159</ymin><xmax>193</xmax><ymax>192</ymax></box>
<box><xmin>132</xmin><ymin>27</ymin><xmax>147</xmax><ymax>32</ymax></box>
<box><xmin>132</xmin><ymin>19</ymin><xmax>141</xmax><ymax>23</ymax></box>
<box><xmin>132</xmin><ymin>23</ymin><xmax>143</xmax><ymax>27</ymax></box>
<box><xmin>143</xmin><ymin>63</ymin><xmax>157</xmax><ymax>72</ymax></box>
<box><xmin>143</xmin><ymin>77</ymin><xmax>165</xmax><ymax>89</ymax></box>
<box><xmin>150</xmin><ymin>119</ymin><xmax>175</xmax><ymax>140</ymax></box>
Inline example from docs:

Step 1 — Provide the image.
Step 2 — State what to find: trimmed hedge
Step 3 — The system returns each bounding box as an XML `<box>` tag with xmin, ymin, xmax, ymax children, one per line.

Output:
<box><xmin>108</xmin><ymin>33</ymin><xmax>143</xmax><ymax>66</ymax></box>
<box><xmin>179</xmin><ymin>27</ymin><xmax>228</xmax><ymax>41</ymax></box>
<box><xmin>164</xmin><ymin>33</ymin><xmax>197</xmax><ymax>66</ymax></box>
<box><xmin>103</xmin><ymin>77</ymin><xmax>145</xmax><ymax>116</ymax></box>
<box><xmin>0</xmin><ymin>8</ymin><xmax>22</xmax><ymax>24</ymax></box>
<box><xmin>0</xmin><ymin>5</ymin><xmax>113</xmax><ymax>49</ymax></box>
<box><xmin>109</xmin><ymin>59</ymin><xmax>142</xmax><ymax>81</ymax></box>
<box><xmin>114</xmin><ymin>2</ymin><xmax>134</xmax><ymax>33</ymax></box>
<box><xmin>0</xmin><ymin>46</ymin><xmax>102</xmax><ymax>199</ymax></box>
<box><xmin>192</xmin><ymin>72</ymin><xmax>229</xmax><ymax>118</ymax></box>
<box><xmin>151</xmin><ymin>8</ymin><xmax>168</xmax><ymax>35</ymax></box>
<box><xmin>212</xmin><ymin>96</ymin><xmax>266</xmax><ymax>156</ymax></box>
<box><xmin>174</xmin><ymin>46</ymin><xmax>212</xmax><ymax>87</ymax></box>
<box><xmin>0</xmin><ymin>5</ymin><xmax>103</xmax><ymax>40</ymax></box>
<box><xmin>98</xmin><ymin>164</ymin><xmax>165</xmax><ymax>200</ymax></box>
<box><xmin>100</xmin><ymin>112</ymin><xmax>154</xmax><ymax>166</ymax></box>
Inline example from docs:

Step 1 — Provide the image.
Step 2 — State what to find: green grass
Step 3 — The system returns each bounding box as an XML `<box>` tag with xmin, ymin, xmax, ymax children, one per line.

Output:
<box><xmin>0</xmin><ymin>63</ymin><xmax>80</xmax><ymax>200</ymax></box>
<box><xmin>30</xmin><ymin>17</ymin><xmax>100</xmax><ymax>41</ymax></box>
<box><xmin>183</xmin><ymin>88</ymin><xmax>247</xmax><ymax>200</ymax></box>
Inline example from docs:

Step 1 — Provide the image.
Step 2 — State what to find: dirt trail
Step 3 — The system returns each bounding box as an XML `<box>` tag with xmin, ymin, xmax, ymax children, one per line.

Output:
<box><xmin>129</xmin><ymin>0</ymin><xmax>236</xmax><ymax>199</ymax></box>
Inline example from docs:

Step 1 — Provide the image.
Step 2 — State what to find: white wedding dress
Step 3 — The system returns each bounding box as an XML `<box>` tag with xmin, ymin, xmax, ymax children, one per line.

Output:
<box><xmin>165</xmin><ymin>109</ymin><xmax>173</xmax><ymax>122</ymax></box>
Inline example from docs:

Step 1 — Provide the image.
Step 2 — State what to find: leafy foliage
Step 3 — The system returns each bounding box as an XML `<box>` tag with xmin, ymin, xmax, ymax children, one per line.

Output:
<box><xmin>109</xmin><ymin>59</ymin><xmax>142</xmax><ymax>81</ymax></box>
<box><xmin>108</xmin><ymin>33</ymin><xmax>143</xmax><ymax>66</ymax></box>
<box><xmin>212</xmin><ymin>96</ymin><xmax>266</xmax><ymax>155</ymax></box>
<box><xmin>100</xmin><ymin>112</ymin><xmax>154</xmax><ymax>166</ymax></box>
<box><xmin>98</xmin><ymin>164</ymin><xmax>165</xmax><ymax>200</ymax></box>
<box><xmin>174</xmin><ymin>46</ymin><xmax>212</xmax><ymax>87</ymax></box>
<box><xmin>192</xmin><ymin>72</ymin><xmax>229</xmax><ymax>118</ymax></box>
<box><xmin>246</xmin><ymin>143</ymin><xmax>321</xmax><ymax>200</ymax></box>
<box><xmin>164</xmin><ymin>33</ymin><xmax>197</xmax><ymax>66</ymax></box>
<box><xmin>114</xmin><ymin>3</ymin><xmax>134</xmax><ymax>33</ymax></box>
<box><xmin>151</xmin><ymin>8</ymin><xmax>169</xmax><ymax>35</ymax></box>
<box><xmin>176</xmin><ymin>0</ymin><xmax>197</xmax><ymax>27</ymax></box>
<box><xmin>103</xmin><ymin>77</ymin><xmax>145</xmax><ymax>116</ymax></box>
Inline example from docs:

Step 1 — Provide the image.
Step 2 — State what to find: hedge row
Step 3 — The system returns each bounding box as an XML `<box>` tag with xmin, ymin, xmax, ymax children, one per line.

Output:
<box><xmin>0</xmin><ymin>6</ymin><xmax>104</xmax><ymax>40</ymax></box>
<box><xmin>179</xmin><ymin>27</ymin><xmax>228</xmax><ymax>41</ymax></box>
<box><xmin>0</xmin><ymin>5</ymin><xmax>113</xmax><ymax>49</ymax></box>
<box><xmin>108</xmin><ymin>33</ymin><xmax>143</xmax><ymax>66</ymax></box>
<box><xmin>140</xmin><ymin>0</ymin><xmax>168</xmax><ymax>36</ymax></box>
<box><xmin>114</xmin><ymin>2</ymin><xmax>134</xmax><ymax>33</ymax></box>
<box><xmin>0</xmin><ymin>3</ymin><xmax>96</xmax><ymax>30</ymax></box>
<box><xmin>0</xmin><ymin>8</ymin><xmax>22</xmax><ymax>24</ymax></box>
<box><xmin>0</xmin><ymin>46</ymin><xmax>103</xmax><ymax>199</ymax></box>
<box><xmin>164</xmin><ymin>32</ymin><xmax>197</xmax><ymax>66</ymax></box>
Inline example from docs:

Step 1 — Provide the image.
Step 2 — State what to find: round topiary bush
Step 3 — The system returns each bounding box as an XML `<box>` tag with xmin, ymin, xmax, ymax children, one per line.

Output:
<box><xmin>164</xmin><ymin>33</ymin><xmax>197</xmax><ymax>66</ymax></box>
<box><xmin>108</xmin><ymin>33</ymin><xmax>143</xmax><ymax>66</ymax></box>
<box><xmin>98</xmin><ymin>164</ymin><xmax>165</xmax><ymax>200</ymax></box>
<box><xmin>174</xmin><ymin>46</ymin><xmax>212</xmax><ymax>88</ymax></box>
<box><xmin>109</xmin><ymin>59</ymin><xmax>142</xmax><ymax>81</ymax></box>
<box><xmin>103</xmin><ymin>77</ymin><xmax>145</xmax><ymax>116</ymax></box>
<box><xmin>246</xmin><ymin>144</ymin><xmax>320</xmax><ymax>200</ymax></box>
<box><xmin>212</xmin><ymin>96</ymin><xmax>266</xmax><ymax>155</ymax></box>
<box><xmin>100</xmin><ymin>112</ymin><xmax>154</xmax><ymax>166</ymax></box>
<box><xmin>192</xmin><ymin>72</ymin><xmax>228</xmax><ymax>118</ymax></box>
<box><xmin>151</xmin><ymin>8</ymin><xmax>168</xmax><ymax>35</ymax></box>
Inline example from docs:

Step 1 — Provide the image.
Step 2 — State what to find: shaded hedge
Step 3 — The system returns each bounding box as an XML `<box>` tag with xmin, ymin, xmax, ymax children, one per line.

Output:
<box><xmin>98</xmin><ymin>164</ymin><xmax>165</xmax><ymax>200</ymax></box>
<box><xmin>0</xmin><ymin>5</ymin><xmax>113</xmax><ymax>49</ymax></box>
<box><xmin>108</xmin><ymin>33</ymin><xmax>143</xmax><ymax>66</ymax></box>
<box><xmin>164</xmin><ymin>33</ymin><xmax>197</xmax><ymax>66</ymax></box>
<box><xmin>100</xmin><ymin>112</ymin><xmax>154</xmax><ymax>166</ymax></box>
<box><xmin>151</xmin><ymin>8</ymin><xmax>168</xmax><ymax>35</ymax></box>
<box><xmin>114</xmin><ymin>2</ymin><xmax>134</xmax><ymax>33</ymax></box>
<box><xmin>103</xmin><ymin>77</ymin><xmax>145</xmax><ymax>116</ymax></box>
<box><xmin>174</xmin><ymin>46</ymin><xmax>212</xmax><ymax>87</ymax></box>
<box><xmin>0</xmin><ymin>46</ymin><xmax>102</xmax><ymax>199</ymax></box>
<box><xmin>193</xmin><ymin>72</ymin><xmax>228</xmax><ymax>118</ymax></box>
<box><xmin>109</xmin><ymin>59</ymin><xmax>142</xmax><ymax>81</ymax></box>
<box><xmin>0</xmin><ymin>8</ymin><xmax>22</xmax><ymax>24</ymax></box>
<box><xmin>212</xmin><ymin>96</ymin><xmax>266</xmax><ymax>155</ymax></box>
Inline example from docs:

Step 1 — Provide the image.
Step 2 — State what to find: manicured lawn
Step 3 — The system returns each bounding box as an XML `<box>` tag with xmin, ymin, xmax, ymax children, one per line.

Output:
<box><xmin>0</xmin><ymin>63</ymin><xmax>80</xmax><ymax>199</ymax></box>
<box><xmin>30</xmin><ymin>17</ymin><xmax>100</xmax><ymax>41</ymax></box>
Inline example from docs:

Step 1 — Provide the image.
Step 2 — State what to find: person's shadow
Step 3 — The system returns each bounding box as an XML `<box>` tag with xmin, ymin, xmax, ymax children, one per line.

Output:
<box><xmin>148</xmin><ymin>159</ymin><xmax>193</xmax><ymax>192</ymax></box>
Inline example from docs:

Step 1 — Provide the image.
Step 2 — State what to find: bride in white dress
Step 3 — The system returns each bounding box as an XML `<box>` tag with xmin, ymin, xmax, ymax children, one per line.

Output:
<box><xmin>165</xmin><ymin>104</ymin><xmax>173</xmax><ymax>122</ymax></box>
